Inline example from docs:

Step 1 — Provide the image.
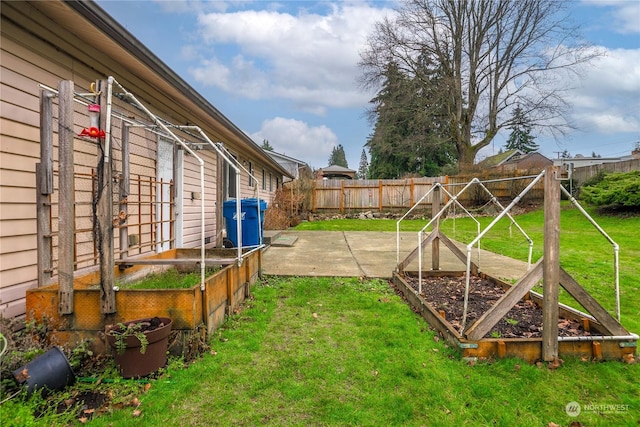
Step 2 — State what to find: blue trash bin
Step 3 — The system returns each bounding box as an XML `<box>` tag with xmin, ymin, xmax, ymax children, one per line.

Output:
<box><xmin>223</xmin><ymin>198</ymin><xmax>267</xmax><ymax>247</ymax></box>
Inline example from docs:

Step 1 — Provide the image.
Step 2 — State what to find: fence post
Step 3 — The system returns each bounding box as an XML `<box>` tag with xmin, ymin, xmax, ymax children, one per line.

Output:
<box><xmin>340</xmin><ymin>180</ymin><xmax>345</xmax><ymax>213</ymax></box>
<box><xmin>96</xmin><ymin>79</ymin><xmax>116</xmax><ymax>314</ymax></box>
<box><xmin>37</xmin><ymin>89</ymin><xmax>54</xmax><ymax>288</ymax></box>
<box><xmin>542</xmin><ymin>165</ymin><xmax>560</xmax><ymax>361</ymax></box>
<box><xmin>410</xmin><ymin>178</ymin><xmax>415</xmax><ymax>208</ymax></box>
<box><xmin>58</xmin><ymin>80</ymin><xmax>75</xmax><ymax>315</ymax></box>
<box><xmin>312</xmin><ymin>180</ymin><xmax>317</xmax><ymax>213</ymax></box>
<box><xmin>378</xmin><ymin>180</ymin><xmax>383</xmax><ymax>212</ymax></box>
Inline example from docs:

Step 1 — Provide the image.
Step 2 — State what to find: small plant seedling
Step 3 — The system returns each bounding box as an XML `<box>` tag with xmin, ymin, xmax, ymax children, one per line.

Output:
<box><xmin>506</xmin><ymin>318</ymin><xmax>519</xmax><ymax>326</ymax></box>
<box><xmin>108</xmin><ymin>322</ymin><xmax>149</xmax><ymax>355</ymax></box>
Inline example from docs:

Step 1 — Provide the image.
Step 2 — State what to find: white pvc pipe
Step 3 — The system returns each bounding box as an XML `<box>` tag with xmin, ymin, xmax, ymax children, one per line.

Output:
<box><xmin>103</xmin><ymin>77</ymin><xmax>113</xmax><ymax>163</ymax></box>
<box><xmin>557</xmin><ymin>333</ymin><xmax>638</xmax><ymax>342</ymax></box>
<box><xmin>474</xmin><ymin>181</ymin><xmax>534</xmax><ymax>270</ymax></box>
<box><xmin>561</xmin><ymin>186</ymin><xmax>621</xmax><ymax>322</ymax></box>
<box><xmin>110</xmin><ymin>78</ymin><xmax>207</xmax><ymax>291</ymax></box>
<box><xmin>414</xmin><ymin>181</ymin><xmax>483</xmax><ymax>289</ymax></box>
<box><xmin>418</xmin><ymin>230</ymin><xmax>423</xmax><ymax>294</ymax></box>
<box><xmin>461</xmin><ymin>170</ymin><xmax>546</xmax><ymax>331</ymax></box>
<box><xmin>179</xmin><ymin>127</ymin><xmax>256</xmax><ymax>265</ymax></box>
<box><xmin>396</xmin><ymin>182</ymin><xmax>441</xmax><ymax>269</ymax></box>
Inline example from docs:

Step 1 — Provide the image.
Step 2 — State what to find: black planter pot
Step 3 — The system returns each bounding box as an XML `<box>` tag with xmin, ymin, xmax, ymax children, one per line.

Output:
<box><xmin>13</xmin><ymin>346</ymin><xmax>75</xmax><ymax>396</ymax></box>
<box><xmin>106</xmin><ymin>317</ymin><xmax>172</xmax><ymax>378</ymax></box>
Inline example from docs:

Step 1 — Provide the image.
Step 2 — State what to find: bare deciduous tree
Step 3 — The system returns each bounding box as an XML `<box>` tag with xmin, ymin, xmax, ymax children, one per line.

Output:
<box><xmin>359</xmin><ymin>0</ymin><xmax>601</xmax><ymax>167</ymax></box>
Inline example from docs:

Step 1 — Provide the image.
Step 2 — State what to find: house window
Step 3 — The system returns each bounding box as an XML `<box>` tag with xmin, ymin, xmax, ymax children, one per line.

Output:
<box><xmin>276</xmin><ymin>177</ymin><xmax>280</xmax><ymax>190</ymax></box>
<box><xmin>226</xmin><ymin>155</ymin><xmax>237</xmax><ymax>198</ymax></box>
<box><xmin>248</xmin><ymin>161</ymin><xmax>254</xmax><ymax>187</ymax></box>
<box><xmin>262</xmin><ymin>169</ymin><xmax>266</xmax><ymax>191</ymax></box>
<box><xmin>269</xmin><ymin>173</ymin><xmax>273</xmax><ymax>192</ymax></box>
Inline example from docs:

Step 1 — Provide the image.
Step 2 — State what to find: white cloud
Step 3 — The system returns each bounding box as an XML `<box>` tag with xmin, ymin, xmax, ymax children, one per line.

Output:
<box><xmin>189</xmin><ymin>3</ymin><xmax>391</xmax><ymax>114</ymax></box>
<box><xmin>154</xmin><ymin>0</ymin><xmax>252</xmax><ymax>14</ymax></box>
<box><xmin>250</xmin><ymin>117</ymin><xmax>338</xmax><ymax>167</ymax></box>
<box><xmin>567</xmin><ymin>47</ymin><xmax>640</xmax><ymax>134</ymax></box>
<box><xmin>583</xmin><ymin>0</ymin><xmax>640</xmax><ymax>34</ymax></box>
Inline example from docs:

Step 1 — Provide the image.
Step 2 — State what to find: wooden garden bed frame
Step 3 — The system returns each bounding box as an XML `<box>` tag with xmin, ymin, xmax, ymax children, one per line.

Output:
<box><xmin>395</xmin><ymin>166</ymin><xmax>637</xmax><ymax>362</ymax></box>
<box><xmin>26</xmin><ymin>248</ymin><xmax>261</xmax><ymax>354</ymax></box>
<box><xmin>393</xmin><ymin>270</ymin><xmax>637</xmax><ymax>362</ymax></box>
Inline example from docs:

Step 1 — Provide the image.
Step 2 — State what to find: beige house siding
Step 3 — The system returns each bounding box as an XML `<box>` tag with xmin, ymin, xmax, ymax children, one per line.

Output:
<box><xmin>0</xmin><ymin>1</ymin><xmax>290</xmax><ymax>318</ymax></box>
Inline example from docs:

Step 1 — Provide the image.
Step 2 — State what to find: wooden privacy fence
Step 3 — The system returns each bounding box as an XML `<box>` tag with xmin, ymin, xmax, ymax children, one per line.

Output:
<box><xmin>311</xmin><ymin>172</ymin><xmax>547</xmax><ymax>213</ymax></box>
<box><xmin>570</xmin><ymin>158</ymin><xmax>640</xmax><ymax>184</ymax></box>
<box><xmin>448</xmin><ymin>171</ymin><xmax>545</xmax><ymax>205</ymax></box>
<box><xmin>311</xmin><ymin>177</ymin><xmax>446</xmax><ymax>213</ymax></box>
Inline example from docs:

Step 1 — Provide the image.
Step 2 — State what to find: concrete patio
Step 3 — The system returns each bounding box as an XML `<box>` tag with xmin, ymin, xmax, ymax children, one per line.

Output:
<box><xmin>262</xmin><ymin>230</ymin><xmax>529</xmax><ymax>281</ymax></box>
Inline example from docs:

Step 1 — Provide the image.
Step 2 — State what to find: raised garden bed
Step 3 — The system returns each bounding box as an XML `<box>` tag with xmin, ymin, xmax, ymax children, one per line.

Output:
<box><xmin>26</xmin><ymin>248</ymin><xmax>262</xmax><ymax>355</ymax></box>
<box><xmin>406</xmin><ymin>274</ymin><xmax>593</xmax><ymax>339</ymax></box>
<box><xmin>393</xmin><ymin>270</ymin><xmax>637</xmax><ymax>362</ymax></box>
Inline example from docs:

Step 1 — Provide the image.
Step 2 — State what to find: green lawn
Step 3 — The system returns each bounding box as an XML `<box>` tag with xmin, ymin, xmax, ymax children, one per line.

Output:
<box><xmin>4</xmin><ymin>206</ymin><xmax>638</xmax><ymax>426</ymax></box>
<box><xmin>87</xmin><ymin>277</ymin><xmax>638</xmax><ymax>426</ymax></box>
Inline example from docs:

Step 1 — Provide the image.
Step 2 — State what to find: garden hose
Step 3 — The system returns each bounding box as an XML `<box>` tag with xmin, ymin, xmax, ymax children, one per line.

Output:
<box><xmin>77</xmin><ymin>377</ymin><xmax>151</xmax><ymax>384</ymax></box>
<box><xmin>0</xmin><ymin>333</ymin><xmax>7</xmax><ymax>359</ymax></box>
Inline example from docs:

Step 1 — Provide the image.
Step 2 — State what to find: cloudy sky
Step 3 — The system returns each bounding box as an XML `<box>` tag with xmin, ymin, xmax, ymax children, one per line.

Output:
<box><xmin>97</xmin><ymin>0</ymin><xmax>640</xmax><ymax>170</ymax></box>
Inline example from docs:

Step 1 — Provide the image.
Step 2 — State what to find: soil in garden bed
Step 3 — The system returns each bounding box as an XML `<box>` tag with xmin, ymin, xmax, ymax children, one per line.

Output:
<box><xmin>404</xmin><ymin>275</ymin><xmax>592</xmax><ymax>339</ymax></box>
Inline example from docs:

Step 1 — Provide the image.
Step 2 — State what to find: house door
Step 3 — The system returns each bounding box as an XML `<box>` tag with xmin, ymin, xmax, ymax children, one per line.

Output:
<box><xmin>157</xmin><ymin>138</ymin><xmax>173</xmax><ymax>252</ymax></box>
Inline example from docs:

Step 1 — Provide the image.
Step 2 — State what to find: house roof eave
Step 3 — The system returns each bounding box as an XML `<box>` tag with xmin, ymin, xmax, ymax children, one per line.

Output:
<box><xmin>58</xmin><ymin>0</ymin><xmax>291</xmax><ymax>179</ymax></box>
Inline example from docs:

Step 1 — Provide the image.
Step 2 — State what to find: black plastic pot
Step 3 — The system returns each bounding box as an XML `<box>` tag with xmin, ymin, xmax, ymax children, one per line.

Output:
<box><xmin>13</xmin><ymin>346</ymin><xmax>76</xmax><ymax>396</ymax></box>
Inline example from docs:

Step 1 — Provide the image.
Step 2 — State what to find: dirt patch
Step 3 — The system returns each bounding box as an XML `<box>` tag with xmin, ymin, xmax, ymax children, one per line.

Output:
<box><xmin>404</xmin><ymin>275</ymin><xmax>591</xmax><ymax>339</ymax></box>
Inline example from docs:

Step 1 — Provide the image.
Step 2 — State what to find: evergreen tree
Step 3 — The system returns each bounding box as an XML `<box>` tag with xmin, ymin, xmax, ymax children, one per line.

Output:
<box><xmin>328</xmin><ymin>144</ymin><xmax>348</xmax><ymax>168</ymax></box>
<box><xmin>261</xmin><ymin>139</ymin><xmax>274</xmax><ymax>151</ymax></box>
<box><xmin>357</xmin><ymin>149</ymin><xmax>369</xmax><ymax>179</ymax></box>
<box><xmin>360</xmin><ymin>0</ymin><xmax>598</xmax><ymax>167</ymax></box>
<box><xmin>505</xmin><ymin>106</ymin><xmax>539</xmax><ymax>153</ymax></box>
<box><xmin>366</xmin><ymin>61</ymin><xmax>456</xmax><ymax>178</ymax></box>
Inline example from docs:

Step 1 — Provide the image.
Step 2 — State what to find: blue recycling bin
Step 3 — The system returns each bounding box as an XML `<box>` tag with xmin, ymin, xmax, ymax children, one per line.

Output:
<box><xmin>223</xmin><ymin>198</ymin><xmax>267</xmax><ymax>247</ymax></box>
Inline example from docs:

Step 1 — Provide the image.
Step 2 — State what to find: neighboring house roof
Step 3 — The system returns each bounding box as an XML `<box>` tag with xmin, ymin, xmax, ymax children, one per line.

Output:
<box><xmin>320</xmin><ymin>165</ymin><xmax>356</xmax><ymax>173</ymax></box>
<box><xmin>267</xmin><ymin>151</ymin><xmax>308</xmax><ymax>165</ymax></box>
<box><xmin>478</xmin><ymin>149</ymin><xmax>523</xmax><ymax>168</ymax></box>
<box><xmin>318</xmin><ymin>165</ymin><xmax>356</xmax><ymax>179</ymax></box>
<box><xmin>266</xmin><ymin>151</ymin><xmax>311</xmax><ymax>180</ymax></box>
<box><xmin>553</xmin><ymin>155</ymin><xmax>625</xmax><ymax>168</ymax></box>
<box><xmin>501</xmin><ymin>152</ymin><xmax>552</xmax><ymax>168</ymax></box>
